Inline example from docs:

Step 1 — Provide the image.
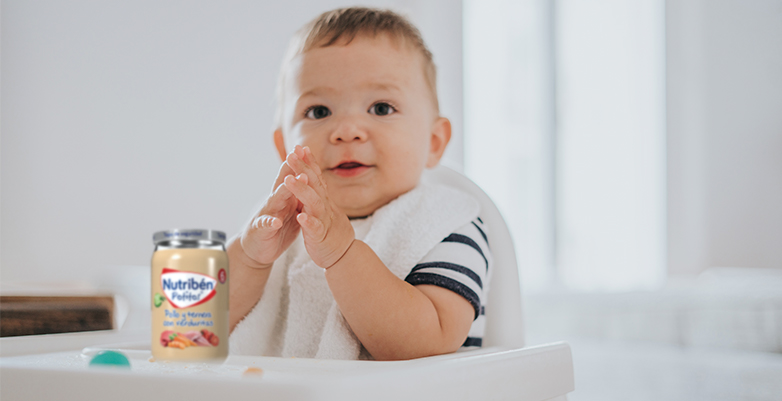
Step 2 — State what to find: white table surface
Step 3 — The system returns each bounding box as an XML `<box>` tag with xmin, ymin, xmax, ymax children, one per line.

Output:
<box><xmin>0</xmin><ymin>334</ymin><xmax>574</xmax><ymax>401</ymax></box>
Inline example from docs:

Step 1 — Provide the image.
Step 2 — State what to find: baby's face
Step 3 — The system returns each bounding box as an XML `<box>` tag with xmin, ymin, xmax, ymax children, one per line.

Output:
<box><xmin>277</xmin><ymin>34</ymin><xmax>449</xmax><ymax>218</ymax></box>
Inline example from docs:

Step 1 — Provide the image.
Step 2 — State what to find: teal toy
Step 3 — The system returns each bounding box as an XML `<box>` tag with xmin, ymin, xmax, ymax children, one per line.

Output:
<box><xmin>89</xmin><ymin>350</ymin><xmax>131</xmax><ymax>369</ymax></box>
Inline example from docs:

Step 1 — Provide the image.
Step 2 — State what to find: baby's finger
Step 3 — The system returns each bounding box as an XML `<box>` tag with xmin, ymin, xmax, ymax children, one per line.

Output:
<box><xmin>302</xmin><ymin>146</ymin><xmax>329</xmax><ymax>193</ymax></box>
<box><xmin>272</xmin><ymin>160</ymin><xmax>296</xmax><ymax>192</ymax></box>
<box><xmin>267</xmin><ymin>179</ymin><xmax>297</xmax><ymax>207</ymax></box>
<box><xmin>302</xmin><ymin>146</ymin><xmax>324</xmax><ymax>175</ymax></box>
<box><xmin>287</xmin><ymin>148</ymin><xmax>329</xmax><ymax>200</ymax></box>
<box><xmin>297</xmin><ymin>212</ymin><xmax>326</xmax><ymax>242</ymax></box>
<box><xmin>284</xmin><ymin>174</ymin><xmax>328</xmax><ymax>219</ymax></box>
<box><xmin>286</xmin><ymin>151</ymin><xmax>326</xmax><ymax>196</ymax></box>
<box><xmin>252</xmin><ymin>215</ymin><xmax>282</xmax><ymax>231</ymax></box>
<box><xmin>259</xmin><ymin>180</ymin><xmax>300</xmax><ymax>222</ymax></box>
<box><xmin>285</xmin><ymin>148</ymin><xmax>310</xmax><ymax>177</ymax></box>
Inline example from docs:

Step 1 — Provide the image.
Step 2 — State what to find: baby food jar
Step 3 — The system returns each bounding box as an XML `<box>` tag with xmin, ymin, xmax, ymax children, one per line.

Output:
<box><xmin>151</xmin><ymin>229</ymin><xmax>229</xmax><ymax>361</ymax></box>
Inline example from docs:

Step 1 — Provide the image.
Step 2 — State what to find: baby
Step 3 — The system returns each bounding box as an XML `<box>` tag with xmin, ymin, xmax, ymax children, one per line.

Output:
<box><xmin>227</xmin><ymin>7</ymin><xmax>491</xmax><ymax>361</ymax></box>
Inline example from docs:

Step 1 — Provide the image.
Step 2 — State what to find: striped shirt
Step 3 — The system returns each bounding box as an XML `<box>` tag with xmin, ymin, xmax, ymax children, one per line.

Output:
<box><xmin>404</xmin><ymin>217</ymin><xmax>491</xmax><ymax>349</ymax></box>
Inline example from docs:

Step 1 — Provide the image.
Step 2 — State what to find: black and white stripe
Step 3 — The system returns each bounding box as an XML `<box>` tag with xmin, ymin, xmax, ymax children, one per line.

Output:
<box><xmin>404</xmin><ymin>218</ymin><xmax>492</xmax><ymax>349</ymax></box>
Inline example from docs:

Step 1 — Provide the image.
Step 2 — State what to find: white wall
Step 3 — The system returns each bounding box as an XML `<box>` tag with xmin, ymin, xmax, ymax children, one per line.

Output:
<box><xmin>554</xmin><ymin>0</ymin><xmax>666</xmax><ymax>291</ymax></box>
<box><xmin>666</xmin><ymin>0</ymin><xmax>782</xmax><ymax>276</ymax></box>
<box><xmin>0</xmin><ymin>0</ymin><xmax>463</xmax><ymax>283</ymax></box>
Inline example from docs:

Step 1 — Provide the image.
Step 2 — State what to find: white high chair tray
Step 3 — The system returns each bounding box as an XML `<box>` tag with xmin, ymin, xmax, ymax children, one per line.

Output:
<box><xmin>0</xmin><ymin>339</ymin><xmax>573</xmax><ymax>401</ymax></box>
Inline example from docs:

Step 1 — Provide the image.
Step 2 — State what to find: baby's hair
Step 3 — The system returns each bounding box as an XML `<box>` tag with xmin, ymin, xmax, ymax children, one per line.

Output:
<box><xmin>274</xmin><ymin>7</ymin><xmax>438</xmax><ymax>130</ymax></box>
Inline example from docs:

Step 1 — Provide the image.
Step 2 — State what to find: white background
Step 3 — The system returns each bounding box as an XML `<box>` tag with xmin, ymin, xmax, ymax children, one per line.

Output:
<box><xmin>2</xmin><ymin>0</ymin><xmax>781</xmax><ymax>287</ymax></box>
<box><xmin>665</xmin><ymin>0</ymin><xmax>782</xmax><ymax>277</ymax></box>
<box><xmin>1</xmin><ymin>0</ymin><xmax>463</xmax><ymax>283</ymax></box>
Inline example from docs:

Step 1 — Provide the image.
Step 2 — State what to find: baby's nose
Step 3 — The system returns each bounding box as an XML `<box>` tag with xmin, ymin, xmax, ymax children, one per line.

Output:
<box><xmin>329</xmin><ymin>122</ymin><xmax>368</xmax><ymax>144</ymax></box>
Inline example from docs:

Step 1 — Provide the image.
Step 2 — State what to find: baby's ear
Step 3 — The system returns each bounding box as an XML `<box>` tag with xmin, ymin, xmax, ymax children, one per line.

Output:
<box><xmin>426</xmin><ymin>117</ymin><xmax>452</xmax><ymax>168</ymax></box>
<box><xmin>273</xmin><ymin>129</ymin><xmax>287</xmax><ymax>162</ymax></box>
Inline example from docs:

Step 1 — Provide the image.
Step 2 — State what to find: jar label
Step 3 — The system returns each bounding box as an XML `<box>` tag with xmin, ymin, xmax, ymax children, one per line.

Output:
<box><xmin>161</xmin><ymin>268</ymin><xmax>217</xmax><ymax>309</ymax></box>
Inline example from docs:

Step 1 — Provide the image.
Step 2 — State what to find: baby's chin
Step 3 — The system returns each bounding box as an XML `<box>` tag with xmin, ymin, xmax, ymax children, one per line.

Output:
<box><xmin>339</xmin><ymin>201</ymin><xmax>383</xmax><ymax>219</ymax></box>
<box><xmin>330</xmin><ymin>181</ymin><xmax>420</xmax><ymax>219</ymax></box>
<box><xmin>333</xmin><ymin>192</ymin><xmax>395</xmax><ymax>219</ymax></box>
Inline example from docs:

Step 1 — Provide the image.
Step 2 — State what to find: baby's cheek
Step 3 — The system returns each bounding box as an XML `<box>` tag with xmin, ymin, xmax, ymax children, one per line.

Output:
<box><xmin>397</xmin><ymin>150</ymin><xmax>428</xmax><ymax>179</ymax></box>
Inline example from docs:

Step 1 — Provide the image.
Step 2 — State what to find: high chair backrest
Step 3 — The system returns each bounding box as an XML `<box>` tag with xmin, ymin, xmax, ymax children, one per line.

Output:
<box><xmin>422</xmin><ymin>164</ymin><xmax>525</xmax><ymax>349</ymax></box>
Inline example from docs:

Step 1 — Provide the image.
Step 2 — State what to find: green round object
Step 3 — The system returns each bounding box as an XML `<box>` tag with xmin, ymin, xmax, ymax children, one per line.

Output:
<box><xmin>89</xmin><ymin>350</ymin><xmax>131</xmax><ymax>368</ymax></box>
<box><xmin>154</xmin><ymin>293</ymin><xmax>164</xmax><ymax>308</ymax></box>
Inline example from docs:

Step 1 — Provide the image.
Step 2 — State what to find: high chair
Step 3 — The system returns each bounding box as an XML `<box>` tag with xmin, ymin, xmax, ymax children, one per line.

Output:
<box><xmin>422</xmin><ymin>164</ymin><xmax>525</xmax><ymax>349</ymax></box>
<box><xmin>0</xmin><ymin>165</ymin><xmax>574</xmax><ymax>401</ymax></box>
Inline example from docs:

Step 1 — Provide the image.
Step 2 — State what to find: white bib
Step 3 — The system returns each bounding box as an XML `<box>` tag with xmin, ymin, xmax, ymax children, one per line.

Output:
<box><xmin>229</xmin><ymin>182</ymin><xmax>479</xmax><ymax>360</ymax></box>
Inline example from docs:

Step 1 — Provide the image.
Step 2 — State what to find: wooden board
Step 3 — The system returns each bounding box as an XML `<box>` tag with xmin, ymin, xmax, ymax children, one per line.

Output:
<box><xmin>0</xmin><ymin>296</ymin><xmax>114</xmax><ymax>337</ymax></box>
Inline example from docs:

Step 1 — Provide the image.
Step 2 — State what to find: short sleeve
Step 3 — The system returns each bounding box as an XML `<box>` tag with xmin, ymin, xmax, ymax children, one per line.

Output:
<box><xmin>404</xmin><ymin>217</ymin><xmax>491</xmax><ymax>321</ymax></box>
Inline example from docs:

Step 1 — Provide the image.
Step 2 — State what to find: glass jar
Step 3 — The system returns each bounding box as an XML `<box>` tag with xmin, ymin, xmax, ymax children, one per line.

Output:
<box><xmin>151</xmin><ymin>229</ymin><xmax>228</xmax><ymax>361</ymax></box>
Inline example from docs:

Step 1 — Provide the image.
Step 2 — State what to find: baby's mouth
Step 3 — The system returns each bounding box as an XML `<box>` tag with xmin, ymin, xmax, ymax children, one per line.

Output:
<box><xmin>335</xmin><ymin>162</ymin><xmax>365</xmax><ymax>169</ymax></box>
<box><xmin>330</xmin><ymin>161</ymin><xmax>373</xmax><ymax>177</ymax></box>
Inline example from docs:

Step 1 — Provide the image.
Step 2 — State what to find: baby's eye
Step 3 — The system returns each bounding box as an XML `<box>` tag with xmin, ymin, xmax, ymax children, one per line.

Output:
<box><xmin>305</xmin><ymin>105</ymin><xmax>331</xmax><ymax>119</ymax></box>
<box><xmin>368</xmin><ymin>102</ymin><xmax>396</xmax><ymax>116</ymax></box>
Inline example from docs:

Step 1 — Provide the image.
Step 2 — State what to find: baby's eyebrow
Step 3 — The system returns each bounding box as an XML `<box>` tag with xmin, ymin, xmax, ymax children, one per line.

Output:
<box><xmin>299</xmin><ymin>86</ymin><xmax>337</xmax><ymax>99</ymax></box>
<box><xmin>362</xmin><ymin>82</ymin><xmax>402</xmax><ymax>93</ymax></box>
<box><xmin>297</xmin><ymin>82</ymin><xmax>401</xmax><ymax>100</ymax></box>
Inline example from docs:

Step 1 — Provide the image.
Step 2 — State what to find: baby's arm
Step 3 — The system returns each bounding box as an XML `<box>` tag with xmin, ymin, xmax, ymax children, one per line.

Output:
<box><xmin>326</xmin><ymin>241</ymin><xmax>475</xmax><ymax>360</ymax></box>
<box><xmin>229</xmin><ymin>154</ymin><xmax>305</xmax><ymax>332</ymax></box>
<box><xmin>283</xmin><ymin>146</ymin><xmax>474</xmax><ymax>360</ymax></box>
<box><xmin>227</xmin><ymin>238</ymin><xmax>273</xmax><ymax>332</ymax></box>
